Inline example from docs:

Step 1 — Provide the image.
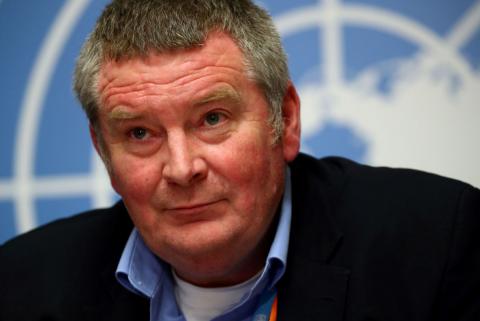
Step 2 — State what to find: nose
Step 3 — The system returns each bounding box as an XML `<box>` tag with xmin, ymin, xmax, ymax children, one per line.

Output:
<box><xmin>162</xmin><ymin>130</ymin><xmax>207</xmax><ymax>186</ymax></box>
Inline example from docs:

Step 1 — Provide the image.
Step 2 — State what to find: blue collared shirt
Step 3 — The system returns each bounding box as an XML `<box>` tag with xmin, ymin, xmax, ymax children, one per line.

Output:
<box><xmin>116</xmin><ymin>170</ymin><xmax>292</xmax><ymax>321</ymax></box>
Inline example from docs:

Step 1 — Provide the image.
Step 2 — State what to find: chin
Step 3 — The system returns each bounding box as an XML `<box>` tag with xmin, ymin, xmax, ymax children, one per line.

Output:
<box><xmin>153</xmin><ymin>229</ymin><xmax>259</xmax><ymax>286</ymax></box>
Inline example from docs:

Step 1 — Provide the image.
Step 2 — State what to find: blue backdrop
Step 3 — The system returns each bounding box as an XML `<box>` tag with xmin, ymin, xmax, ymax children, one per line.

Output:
<box><xmin>1</xmin><ymin>0</ymin><xmax>480</xmax><ymax>243</ymax></box>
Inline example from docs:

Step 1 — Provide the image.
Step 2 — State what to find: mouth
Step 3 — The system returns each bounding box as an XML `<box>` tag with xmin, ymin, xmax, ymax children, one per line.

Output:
<box><xmin>165</xmin><ymin>200</ymin><xmax>223</xmax><ymax>217</ymax></box>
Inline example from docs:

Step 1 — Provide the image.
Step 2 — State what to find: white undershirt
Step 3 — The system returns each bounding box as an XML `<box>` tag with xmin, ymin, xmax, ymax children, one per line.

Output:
<box><xmin>173</xmin><ymin>269</ymin><xmax>263</xmax><ymax>321</ymax></box>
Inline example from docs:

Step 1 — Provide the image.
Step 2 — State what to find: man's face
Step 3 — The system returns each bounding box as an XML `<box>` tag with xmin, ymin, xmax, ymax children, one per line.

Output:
<box><xmin>94</xmin><ymin>32</ymin><xmax>300</xmax><ymax>286</ymax></box>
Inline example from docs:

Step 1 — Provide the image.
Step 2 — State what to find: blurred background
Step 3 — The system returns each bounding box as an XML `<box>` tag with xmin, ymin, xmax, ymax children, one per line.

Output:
<box><xmin>1</xmin><ymin>0</ymin><xmax>479</xmax><ymax>243</ymax></box>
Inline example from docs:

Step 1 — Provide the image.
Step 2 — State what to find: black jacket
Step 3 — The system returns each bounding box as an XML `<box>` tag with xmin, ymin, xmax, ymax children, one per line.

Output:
<box><xmin>1</xmin><ymin>154</ymin><xmax>479</xmax><ymax>321</ymax></box>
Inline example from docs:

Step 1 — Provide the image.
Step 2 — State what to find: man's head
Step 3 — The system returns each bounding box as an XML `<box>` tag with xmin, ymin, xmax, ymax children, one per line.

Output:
<box><xmin>74</xmin><ymin>0</ymin><xmax>289</xmax><ymax>140</ymax></box>
<box><xmin>73</xmin><ymin>0</ymin><xmax>301</xmax><ymax>287</ymax></box>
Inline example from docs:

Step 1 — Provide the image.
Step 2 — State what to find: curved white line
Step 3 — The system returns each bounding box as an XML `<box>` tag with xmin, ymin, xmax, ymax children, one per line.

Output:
<box><xmin>275</xmin><ymin>7</ymin><xmax>327</xmax><ymax>36</ymax></box>
<box><xmin>447</xmin><ymin>1</ymin><xmax>480</xmax><ymax>49</ymax></box>
<box><xmin>14</xmin><ymin>0</ymin><xmax>91</xmax><ymax>233</ymax></box>
<box><xmin>341</xmin><ymin>5</ymin><xmax>472</xmax><ymax>77</ymax></box>
<box><xmin>274</xmin><ymin>3</ymin><xmax>474</xmax><ymax>82</ymax></box>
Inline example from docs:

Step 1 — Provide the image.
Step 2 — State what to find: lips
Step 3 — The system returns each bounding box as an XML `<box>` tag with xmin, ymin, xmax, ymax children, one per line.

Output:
<box><xmin>164</xmin><ymin>200</ymin><xmax>223</xmax><ymax>217</ymax></box>
<box><xmin>170</xmin><ymin>201</ymin><xmax>217</xmax><ymax>211</ymax></box>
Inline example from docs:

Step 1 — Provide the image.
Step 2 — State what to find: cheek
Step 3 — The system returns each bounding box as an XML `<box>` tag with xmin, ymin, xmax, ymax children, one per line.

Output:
<box><xmin>109</xmin><ymin>153</ymin><xmax>161</xmax><ymax>202</ymax></box>
<box><xmin>208</xmin><ymin>131</ymin><xmax>283</xmax><ymax>206</ymax></box>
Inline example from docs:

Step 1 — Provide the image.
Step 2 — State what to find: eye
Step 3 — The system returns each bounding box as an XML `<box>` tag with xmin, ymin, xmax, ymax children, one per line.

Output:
<box><xmin>130</xmin><ymin>127</ymin><xmax>148</xmax><ymax>140</ymax></box>
<box><xmin>204</xmin><ymin>112</ymin><xmax>224</xmax><ymax>126</ymax></box>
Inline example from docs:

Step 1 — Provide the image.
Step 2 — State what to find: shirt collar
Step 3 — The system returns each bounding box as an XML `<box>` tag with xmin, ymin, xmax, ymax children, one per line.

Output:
<box><xmin>263</xmin><ymin>167</ymin><xmax>292</xmax><ymax>288</ymax></box>
<box><xmin>116</xmin><ymin>228</ymin><xmax>167</xmax><ymax>297</ymax></box>
<box><xmin>115</xmin><ymin>168</ymin><xmax>292</xmax><ymax>298</ymax></box>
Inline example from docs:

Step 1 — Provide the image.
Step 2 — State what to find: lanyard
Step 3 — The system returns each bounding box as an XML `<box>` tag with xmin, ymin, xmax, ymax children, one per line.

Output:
<box><xmin>252</xmin><ymin>288</ymin><xmax>277</xmax><ymax>321</ymax></box>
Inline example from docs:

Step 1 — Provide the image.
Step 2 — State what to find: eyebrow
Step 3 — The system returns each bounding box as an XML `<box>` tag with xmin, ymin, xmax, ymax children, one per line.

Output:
<box><xmin>193</xmin><ymin>86</ymin><xmax>241</xmax><ymax>106</ymax></box>
<box><xmin>108</xmin><ymin>108</ymin><xmax>142</xmax><ymax>121</ymax></box>
<box><xmin>107</xmin><ymin>87</ymin><xmax>241</xmax><ymax>121</ymax></box>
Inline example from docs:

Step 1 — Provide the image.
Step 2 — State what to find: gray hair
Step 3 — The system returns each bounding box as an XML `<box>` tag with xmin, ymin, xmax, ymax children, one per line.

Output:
<box><xmin>73</xmin><ymin>0</ymin><xmax>289</xmax><ymax>138</ymax></box>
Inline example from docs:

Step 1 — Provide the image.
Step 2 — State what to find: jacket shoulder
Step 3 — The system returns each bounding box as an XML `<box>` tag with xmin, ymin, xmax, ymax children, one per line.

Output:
<box><xmin>289</xmin><ymin>153</ymin><xmax>479</xmax><ymax>265</ymax></box>
<box><xmin>0</xmin><ymin>202</ymin><xmax>135</xmax><ymax>320</ymax></box>
<box><xmin>0</xmin><ymin>202</ymin><xmax>131</xmax><ymax>258</ymax></box>
<box><xmin>291</xmin><ymin>153</ymin><xmax>472</xmax><ymax>198</ymax></box>
<box><xmin>286</xmin><ymin>153</ymin><xmax>480</xmax><ymax>320</ymax></box>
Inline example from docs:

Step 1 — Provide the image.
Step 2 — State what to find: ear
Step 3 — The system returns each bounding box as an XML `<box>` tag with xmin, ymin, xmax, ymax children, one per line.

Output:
<box><xmin>281</xmin><ymin>81</ymin><xmax>301</xmax><ymax>162</ymax></box>
<box><xmin>89</xmin><ymin>123</ymin><xmax>102</xmax><ymax>157</ymax></box>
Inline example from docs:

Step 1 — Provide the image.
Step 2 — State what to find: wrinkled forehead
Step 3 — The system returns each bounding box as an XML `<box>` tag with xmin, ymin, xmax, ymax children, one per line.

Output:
<box><xmin>98</xmin><ymin>31</ymin><xmax>249</xmax><ymax>84</ymax></box>
<box><xmin>95</xmin><ymin>32</ymin><xmax>256</xmax><ymax>113</ymax></box>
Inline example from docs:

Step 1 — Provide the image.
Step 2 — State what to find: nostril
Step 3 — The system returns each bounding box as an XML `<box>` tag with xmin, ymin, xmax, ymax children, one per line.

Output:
<box><xmin>163</xmin><ymin>163</ymin><xmax>194</xmax><ymax>186</ymax></box>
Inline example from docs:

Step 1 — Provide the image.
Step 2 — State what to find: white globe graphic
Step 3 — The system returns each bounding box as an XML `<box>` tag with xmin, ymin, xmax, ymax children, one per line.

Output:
<box><xmin>1</xmin><ymin>0</ymin><xmax>479</xmax><ymax>238</ymax></box>
<box><xmin>275</xmin><ymin>0</ymin><xmax>480</xmax><ymax>186</ymax></box>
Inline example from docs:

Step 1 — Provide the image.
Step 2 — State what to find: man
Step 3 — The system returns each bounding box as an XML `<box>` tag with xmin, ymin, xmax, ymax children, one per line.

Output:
<box><xmin>0</xmin><ymin>0</ymin><xmax>479</xmax><ymax>320</ymax></box>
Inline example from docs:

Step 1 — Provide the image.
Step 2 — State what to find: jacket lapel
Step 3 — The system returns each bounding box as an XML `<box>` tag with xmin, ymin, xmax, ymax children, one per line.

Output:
<box><xmin>277</xmin><ymin>262</ymin><xmax>350</xmax><ymax>321</ymax></box>
<box><xmin>278</xmin><ymin>155</ymin><xmax>350</xmax><ymax>321</ymax></box>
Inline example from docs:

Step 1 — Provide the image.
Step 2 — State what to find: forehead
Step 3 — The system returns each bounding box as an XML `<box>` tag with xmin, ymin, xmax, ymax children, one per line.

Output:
<box><xmin>97</xmin><ymin>32</ymin><xmax>248</xmax><ymax>96</ymax></box>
